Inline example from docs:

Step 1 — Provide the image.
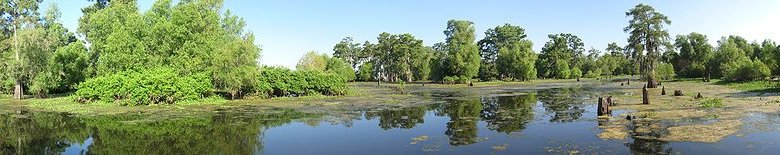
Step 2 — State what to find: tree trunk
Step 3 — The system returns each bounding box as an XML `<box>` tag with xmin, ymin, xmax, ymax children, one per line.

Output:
<box><xmin>13</xmin><ymin>82</ymin><xmax>23</xmax><ymax>100</ymax></box>
<box><xmin>646</xmin><ymin>75</ymin><xmax>658</xmax><ymax>88</ymax></box>
<box><xmin>642</xmin><ymin>86</ymin><xmax>649</xmax><ymax>104</ymax></box>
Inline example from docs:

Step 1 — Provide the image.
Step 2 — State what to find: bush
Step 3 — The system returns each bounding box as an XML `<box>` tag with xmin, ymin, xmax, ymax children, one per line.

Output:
<box><xmin>584</xmin><ymin>69</ymin><xmax>602</xmax><ymax>78</ymax></box>
<box><xmin>74</xmin><ymin>68</ymin><xmax>212</xmax><ymax>105</ymax></box>
<box><xmin>442</xmin><ymin>76</ymin><xmax>472</xmax><ymax>84</ymax></box>
<box><xmin>722</xmin><ymin>59</ymin><xmax>771</xmax><ymax>82</ymax></box>
<box><xmin>571</xmin><ymin>67</ymin><xmax>582</xmax><ymax>78</ymax></box>
<box><xmin>257</xmin><ymin>67</ymin><xmax>347</xmax><ymax>97</ymax></box>
<box><xmin>655</xmin><ymin>62</ymin><xmax>676</xmax><ymax>80</ymax></box>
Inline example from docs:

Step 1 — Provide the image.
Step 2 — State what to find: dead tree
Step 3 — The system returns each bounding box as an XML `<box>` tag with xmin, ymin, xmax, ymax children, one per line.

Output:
<box><xmin>661</xmin><ymin>86</ymin><xmax>666</xmax><ymax>95</ymax></box>
<box><xmin>598</xmin><ymin>97</ymin><xmax>611</xmax><ymax>116</ymax></box>
<box><xmin>642</xmin><ymin>85</ymin><xmax>649</xmax><ymax>104</ymax></box>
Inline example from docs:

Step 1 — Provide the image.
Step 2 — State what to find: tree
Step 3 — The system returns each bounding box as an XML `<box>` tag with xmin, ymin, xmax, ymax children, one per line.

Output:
<box><xmin>1</xmin><ymin>0</ymin><xmax>43</xmax><ymax>99</ymax></box>
<box><xmin>624</xmin><ymin>4</ymin><xmax>672</xmax><ymax>88</ymax></box>
<box><xmin>296</xmin><ymin>51</ymin><xmax>328</xmax><ymax>72</ymax></box>
<box><xmin>478</xmin><ymin>24</ymin><xmax>527</xmax><ymax>81</ymax></box>
<box><xmin>333</xmin><ymin>37</ymin><xmax>364</xmax><ymax>70</ymax></box>
<box><xmin>537</xmin><ymin>33</ymin><xmax>584</xmax><ymax>79</ymax></box>
<box><xmin>443</xmin><ymin>20</ymin><xmax>480</xmax><ymax>80</ymax></box>
<box><xmin>673</xmin><ymin>32</ymin><xmax>712</xmax><ymax>78</ymax></box>
<box><xmin>325</xmin><ymin>57</ymin><xmax>356</xmax><ymax>82</ymax></box>
<box><xmin>712</xmin><ymin>36</ymin><xmax>750</xmax><ymax>78</ymax></box>
<box><xmin>496</xmin><ymin>40</ymin><xmax>536</xmax><ymax>81</ymax></box>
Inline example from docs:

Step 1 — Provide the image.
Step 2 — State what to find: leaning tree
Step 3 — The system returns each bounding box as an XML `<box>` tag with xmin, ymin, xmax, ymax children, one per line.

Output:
<box><xmin>624</xmin><ymin>4</ymin><xmax>671</xmax><ymax>88</ymax></box>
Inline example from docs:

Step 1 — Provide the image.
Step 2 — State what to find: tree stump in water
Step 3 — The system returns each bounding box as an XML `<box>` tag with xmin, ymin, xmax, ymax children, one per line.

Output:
<box><xmin>661</xmin><ymin>86</ymin><xmax>666</xmax><ymax>95</ymax></box>
<box><xmin>695</xmin><ymin>92</ymin><xmax>703</xmax><ymax>99</ymax></box>
<box><xmin>469</xmin><ymin>82</ymin><xmax>474</xmax><ymax>87</ymax></box>
<box><xmin>627</xmin><ymin>79</ymin><xmax>631</xmax><ymax>85</ymax></box>
<box><xmin>642</xmin><ymin>86</ymin><xmax>649</xmax><ymax>104</ymax></box>
<box><xmin>598</xmin><ymin>97</ymin><xmax>611</xmax><ymax>116</ymax></box>
<box><xmin>621</xmin><ymin>83</ymin><xmax>624</xmax><ymax>86</ymax></box>
<box><xmin>674</xmin><ymin>90</ymin><xmax>684</xmax><ymax>96</ymax></box>
<box><xmin>607</xmin><ymin>96</ymin><xmax>615</xmax><ymax>106</ymax></box>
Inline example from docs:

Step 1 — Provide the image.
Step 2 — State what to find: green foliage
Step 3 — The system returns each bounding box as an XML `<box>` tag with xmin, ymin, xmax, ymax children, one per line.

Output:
<box><xmin>326</xmin><ymin>58</ymin><xmax>356</xmax><ymax>82</ymax></box>
<box><xmin>722</xmin><ymin>59</ymin><xmax>771</xmax><ymax>82</ymax></box>
<box><xmin>571</xmin><ymin>67</ymin><xmax>582</xmax><ymax>79</ymax></box>
<box><xmin>624</xmin><ymin>4</ymin><xmax>671</xmax><ymax>80</ymax></box>
<box><xmin>443</xmin><ymin>20</ymin><xmax>481</xmax><ymax>80</ymax></box>
<box><xmin>296</xmin><ymin>51</ymin><xmax>328</xmax><ymax>72</ymax></box>
<box><xmin>655</xmin><ymin>62</ymin><xmax>676</xmax><ymax>80</ymax></box>
<box><xmin>537</xmin><ymin>34</ymin><xmax>583</xmax><ymax>79</ymax></box>
<box><xmin>478</xmin><ymin>24</ymin><xmax>528</xmax><ymax>81</ymax></box>
<box><xmin>442</xmin><ymin>76</ymin><xmax>472</xmax><ymax>84</ymax></box>
<box><xmin>74</xmin><ymin>67</ymin><xmax>213</xmax><ymax>105</ymax></box>
<box><xmin>496</xmin><ymin>40</ymin><xmax>537</xmax><ymax>81</ymax></box>
<box><xmin>333</xmin><ymin>37</ymin><xmax>366</xmax><ymax>69</ymax></box>
<box><xmin>673</xmin><ymin>32</ymin><xmax>713</xmax><ymax>77</ymax></box>
<box><xmin>356</xmin><ymin>62</ymin><xmax>375</xmax><ymax>81</ymax></box>
<box><xmin>699</xmin><ymin>98</ymin><xmax>724</xmax><ymax>108</ymax></box>
<box><xmin>257</xmin><ymin>67</ymin><xmax>347</xmax><ymax>97</ymax></box>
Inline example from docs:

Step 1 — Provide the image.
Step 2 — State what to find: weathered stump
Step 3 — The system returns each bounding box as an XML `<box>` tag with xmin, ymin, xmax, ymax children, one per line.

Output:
<box><xmin>673</xmin><ymin>90</ymin><xmax>684</xmax><ymax>96</ymax></box>
<box><xmin>598</xmin><ymin>97</ymin><xmax>611</xmax><ymax>116</ymax></box>
<box><xmin>607</xmin><ymin>96</ymin><xmax>615</xmax><ymax>106</ymax></box>
<box><xmin>642</xmin><ymin>86</ymin><xmax>649</xmax><ymax>104</ymax></box>
<box><xmin>661</xmin><ymin>86</ymin><xmax>666</xmax><ymax>95</ymax></box>
<box><xmin>695</xmin><ymin>92</ymin><xmax>703</xmax><ymax>99</ymax></box>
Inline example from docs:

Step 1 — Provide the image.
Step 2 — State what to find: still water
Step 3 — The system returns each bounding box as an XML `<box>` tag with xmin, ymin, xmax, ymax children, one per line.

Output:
<box><xmin>2</xmin><ymin>87</ymin><xmax>780</xmax><ymax>154</ymax></box>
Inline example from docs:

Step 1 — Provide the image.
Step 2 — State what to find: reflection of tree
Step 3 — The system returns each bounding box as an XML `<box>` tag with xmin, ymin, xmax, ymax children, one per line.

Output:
<box><xmin>364</xmin><ymin>107</ymin><xmax>426</xmax><ymax>130</ymax></box>
<box><xmin>626</xmin><ymin>138</ymin><xmax>672</xmax><ymax>154</ymax></box>
<box><xmin>0</xmin><ymin>109</ymin><xmax>317</xmax><ymax>154</ymax></box>
<box><xmin>480</xmin><ymin>93</ymin><xmax>536</xmax><ymax>133</ymax></box>
<box><xmin>626</xmin><ymin>119</ymin><xmax>672</xmax><ymax>154</ymax></box>
<box><xmin>0</xmin><ymin>113</ymin><xmax>90</xmax><ymax>154</ymax></box>
<box><xmin>442</xmin><ymin>98</ymin><xmax>483</xmax><ymax>146</ymax></box>
<box><xmin>537</xmin><ymin>88</ymin><xmax>586</xmax><ymax>122</ymax></box>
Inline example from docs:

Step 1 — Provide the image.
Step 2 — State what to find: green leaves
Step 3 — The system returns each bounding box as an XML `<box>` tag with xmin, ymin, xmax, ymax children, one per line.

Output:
<box><xmin>444</xmin><ymin>20</ymin><xmax>480</xmax><ymax>80</ymax></box>
<box><xmin>74</xmin><ymin>67</ymin><xmax>213</xmax><ymax>105</ymax></box>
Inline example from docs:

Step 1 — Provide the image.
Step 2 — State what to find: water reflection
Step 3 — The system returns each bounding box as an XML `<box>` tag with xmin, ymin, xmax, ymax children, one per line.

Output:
<box><xmin>537</xmin><ymin>87</ymin><xmax>588</xmax><ymax>122</ymax></box>
<box><xmin>4</xmin><ymin>87</ymin><xmax>772</xmax><ymax>154</ymax></box>
<box><xmin>0</xmin><ymin>109</ymin><xmax>315</xmax><ymax>155</ymax></box>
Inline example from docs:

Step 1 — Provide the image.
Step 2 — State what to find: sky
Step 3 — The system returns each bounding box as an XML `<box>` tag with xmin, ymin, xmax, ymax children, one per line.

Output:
<box><xmin>40</xmin><ymin>0</ymin><xmax>780</xmax><ymax>69</ymax></box>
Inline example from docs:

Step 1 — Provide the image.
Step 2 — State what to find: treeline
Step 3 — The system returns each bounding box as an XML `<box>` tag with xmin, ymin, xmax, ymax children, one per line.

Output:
<box><xmin>0</xmin><ymin>0</ymin><xmax>346</xmax><ymax>105</ymax></box>
<box><xmin>317</xmin><ymin>4</ymin><xmax>780</xmax><ymax>85</ymax></box>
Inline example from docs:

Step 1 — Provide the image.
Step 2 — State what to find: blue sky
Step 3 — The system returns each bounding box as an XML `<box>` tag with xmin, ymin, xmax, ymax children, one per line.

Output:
<box><xmin>41</xmin><ymin>0</ymin><xmax>780</xmax><ymax>69</ymax></box>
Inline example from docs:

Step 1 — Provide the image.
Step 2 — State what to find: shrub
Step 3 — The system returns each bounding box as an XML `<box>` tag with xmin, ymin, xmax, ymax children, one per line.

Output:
<box><xmin>74</xmin><ymin>67</ymin><xmax>212</xmax><ymax>105</ymax></box>
<box><xmin>257</xmin><ymin>67</ymin><xmax>347</xmax><ymax>97</ymax></box>
<box><xmin>571</xmin><ymin>67</ymin><xmax>582</xmax><ymax>78</ymax></box>
<box><xmin>722</xmin><ymin>59</ymin><xmax>771</xmax><ymax>82</ymax></box>
<box><xmin>442</xmin><ymin>76</ymin><xmax>472</xmax><ymax>84</ymax></box>
<box><xmin>584</xmin><ymin>69</ymin><xmax>602</xmax><ymax>78</ymax></box>
<box><xmin>655</xmin><ymin>62</ymin><xmax>676</xmax><ymax>80</ymax></box>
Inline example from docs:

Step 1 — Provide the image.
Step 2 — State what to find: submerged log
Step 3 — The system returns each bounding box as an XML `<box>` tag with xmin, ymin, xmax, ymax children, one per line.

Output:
<box><xmin>673</xmin><ymin>90</ymin><xmax>684</xmax><ymax>96</ymax></box>
<box><xmin>661</xmin><ymin>86</ymin><xmax>666</xmax><ymax>95</ymax></box>
<box><xmin>642</xmin><ymin>86</ymin><xmax>649</xmax><ymax>104</ymax></box>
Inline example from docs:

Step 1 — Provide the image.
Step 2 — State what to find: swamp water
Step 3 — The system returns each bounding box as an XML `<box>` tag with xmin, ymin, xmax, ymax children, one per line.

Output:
<box><xmin>2</xmin><ymin>88</ymin><xmax>780</xmax><ymax>154</ymax></box>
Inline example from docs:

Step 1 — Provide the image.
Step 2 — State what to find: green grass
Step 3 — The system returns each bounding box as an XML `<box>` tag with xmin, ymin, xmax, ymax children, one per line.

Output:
<box><xmin>699</xmin><ymin>98</ymin><xmax>724</xmax><ymax>108</ymax></box>
<box><xmin>715</xmin><ymin>80</ymin><xmax>780</xmax><ymax>93</ymax></box>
